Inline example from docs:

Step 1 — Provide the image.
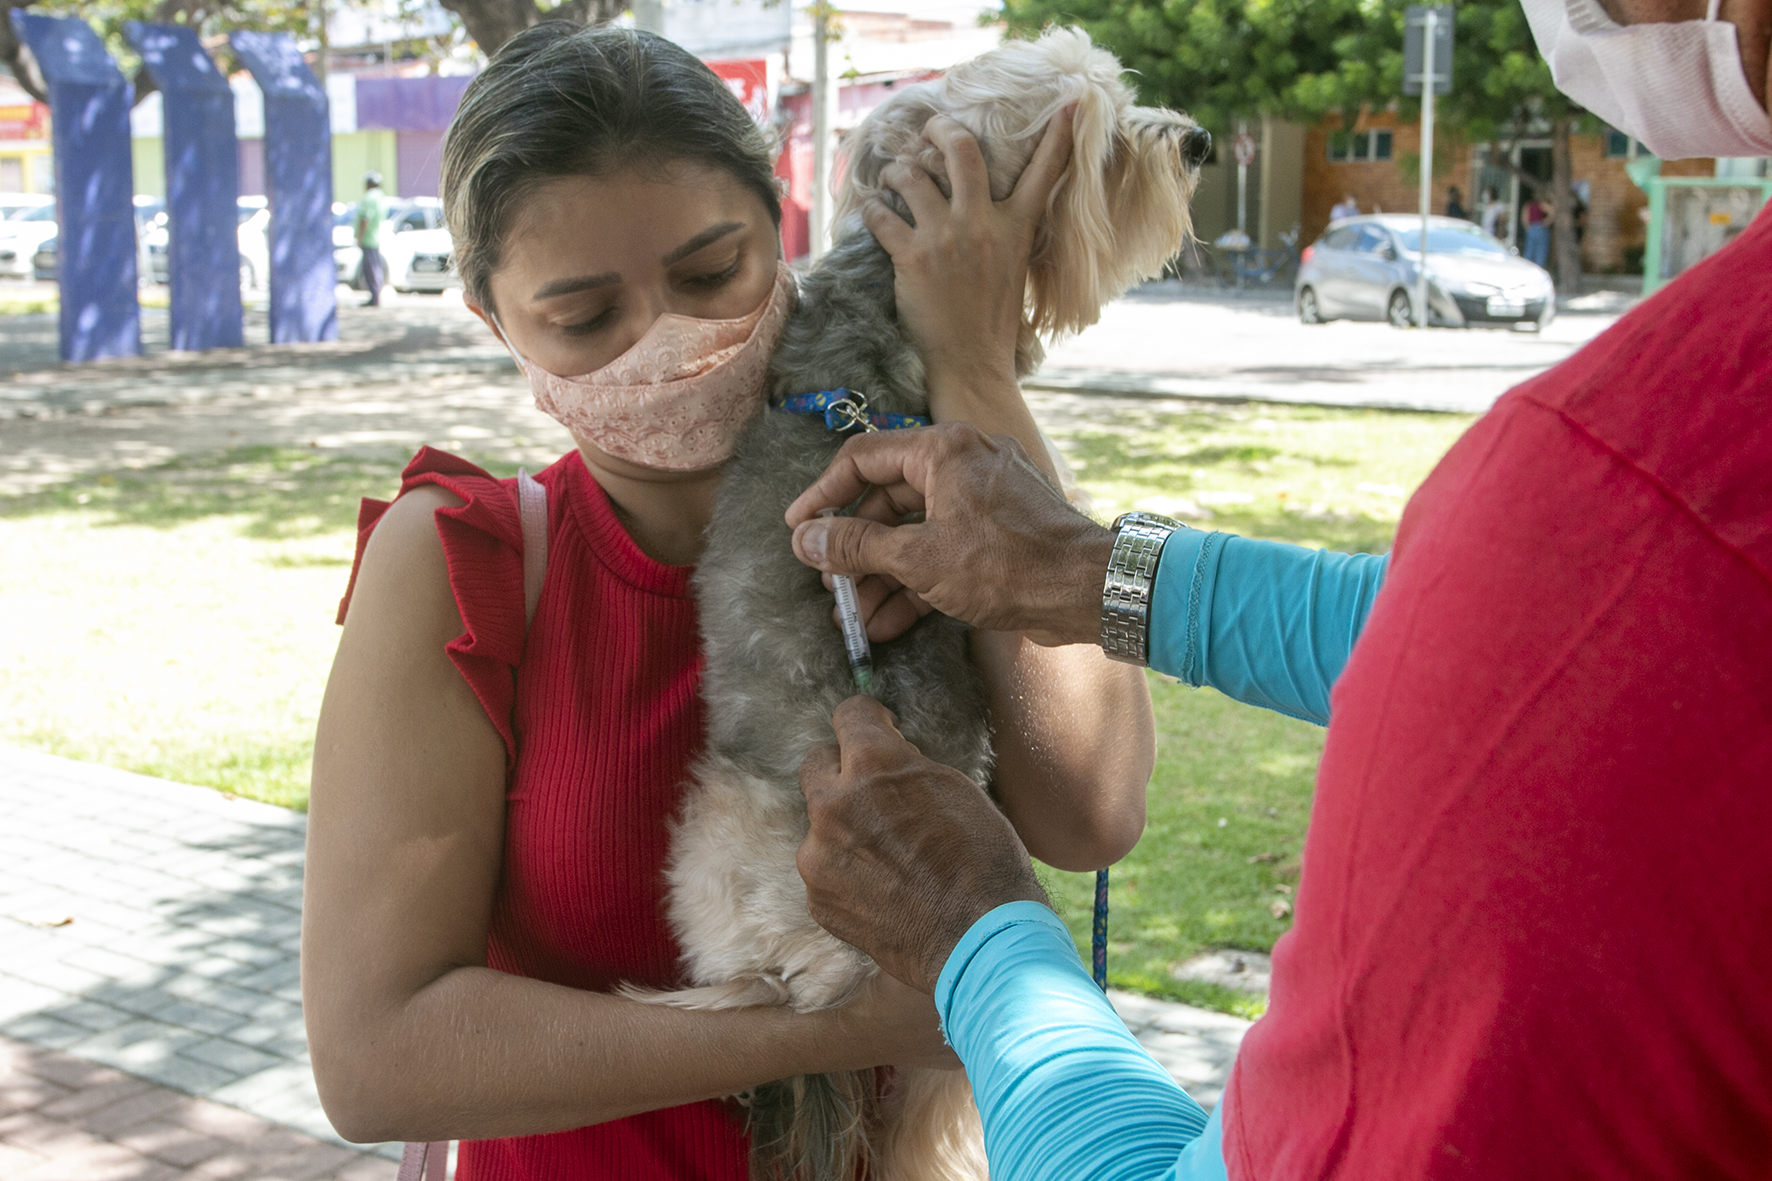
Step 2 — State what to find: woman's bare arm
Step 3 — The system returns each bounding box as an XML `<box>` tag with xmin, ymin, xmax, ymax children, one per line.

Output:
<box><xmin>303</xmin><ymin>486</ymin><xmax>952</xmax><ymax>1145</ymax></box>
<box><xmin>857</xmin><ymin>108</ymin><xmax>1153</xmax><ymax>871</ymax></box>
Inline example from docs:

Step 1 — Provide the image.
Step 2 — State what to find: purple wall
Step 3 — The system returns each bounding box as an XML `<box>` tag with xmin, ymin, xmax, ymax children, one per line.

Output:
<box><xmin>354</xmin><ymin>75</ymin><xmax>472</xmax><ymax>132</ymax></box>
<box><xmin>396</xmin><ymin>129</ymin><xmax>445</xmax><ymax>198</ymax></box>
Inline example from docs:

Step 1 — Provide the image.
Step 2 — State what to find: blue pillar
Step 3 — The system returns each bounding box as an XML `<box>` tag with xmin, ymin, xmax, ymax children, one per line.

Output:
<box><xmin>229</xmin><ymin>32</ymin><xmax>335</xmax><ymax>343</ymax></box>
<box><xmin>10</xmin><ymin>12</ymin><xmax>140</xmax><ymax>362</ymax></box>
<box><xmin>125</xmin><ymin>22</ymin><xmax>243</xmax><ymax>352</ymax></box>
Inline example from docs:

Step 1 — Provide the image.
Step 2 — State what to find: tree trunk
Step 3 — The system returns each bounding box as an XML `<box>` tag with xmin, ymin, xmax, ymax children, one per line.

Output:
<box><xmin>435</xmin><ymin>0</ymin><xmax>542</xmax><ymax>58</ymax></box>
<box><xmin>1550</xmin><ymin>115</ymin><xmax>1582</xmax><ymax>293</ymax></box>
<box><xmin>1</xmin><ymin>0</ymin><xmax>48</xmax><ymax>104</ymax></box>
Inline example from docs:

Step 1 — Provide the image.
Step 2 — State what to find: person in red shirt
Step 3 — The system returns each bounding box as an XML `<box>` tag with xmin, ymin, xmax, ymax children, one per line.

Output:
<box><xmin>782</xmin><ymin>0</ymin><xmax>1772</xmax><ymax>1174</ymax></box>
<box><xmin>302</xmin><ymin>24</ymin><xmax>1151</xmax><ymax>1181</ymax></box>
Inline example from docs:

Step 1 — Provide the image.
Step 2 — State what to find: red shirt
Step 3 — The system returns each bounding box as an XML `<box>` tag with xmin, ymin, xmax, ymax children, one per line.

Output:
<box><xmin>1225</xmin><ymin>209</ymin><xmax>1772</xmax><ymax>1176</ymax></box>
<box><xmin>343</xmin><ymin>449</ymin><xmax>748</xmax><ymax>1180</ymax></box>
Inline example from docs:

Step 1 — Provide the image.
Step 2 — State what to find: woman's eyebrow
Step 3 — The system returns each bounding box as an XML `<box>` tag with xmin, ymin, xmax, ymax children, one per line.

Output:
<box><xmin>663</xmin><ymin>222</ymin><xmax>744</xmax><ymax>265</ymax></box>
<box><xmin>531</xmin><ymin>271</ymin><xmax>620</xmax><ymax>300</ymax></box>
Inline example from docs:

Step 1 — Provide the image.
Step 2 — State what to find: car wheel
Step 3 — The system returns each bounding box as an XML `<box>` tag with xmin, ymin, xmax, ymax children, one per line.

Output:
<box><xmin>1387</xmin><ymin>289</ymin><xmax>1415</xmax><ymax>329</ymax></box>
<box><xmin>1298</xmin><ymin>286</ymin><xmax>1325</xmax><ymax>324</ymax></box>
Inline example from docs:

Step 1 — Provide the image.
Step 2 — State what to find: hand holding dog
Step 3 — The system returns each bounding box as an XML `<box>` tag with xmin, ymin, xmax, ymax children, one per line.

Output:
<box><xmin>787</xmin><ymin>423</ymin><xmax>1113</xmax><ymax>648</ymax></box>
<box><xmin>861</xmin><ymin>107</ymin><xmax>1075</xmax><ymax>429</ymax></box>
<box><xmin>798</xmin><ymin>696</ymin><xmax>1049</xmax><ymax>994</ymax></box>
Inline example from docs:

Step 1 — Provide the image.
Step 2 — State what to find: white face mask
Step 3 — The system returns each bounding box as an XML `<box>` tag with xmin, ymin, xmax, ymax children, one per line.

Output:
<box><xmin>1522</xmin><ymin>0</ymin><xmax>1772</xmax><ymax>161</ymax></box>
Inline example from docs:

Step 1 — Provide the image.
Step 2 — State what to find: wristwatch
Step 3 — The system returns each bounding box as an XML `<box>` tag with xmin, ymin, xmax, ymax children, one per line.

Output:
<box><xmin>1100</xmin><ymin>512</ymin><xmax>1186</xmax><ymax>665</ymax></box>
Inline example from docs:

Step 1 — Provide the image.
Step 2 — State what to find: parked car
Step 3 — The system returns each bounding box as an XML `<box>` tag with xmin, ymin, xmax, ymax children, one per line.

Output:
<box><xmin>0</xmin><ymin>204</ymin><xmax>59</xmax><ymax>278</ymax></box>
<box><xmin>143</xmin><ymin>196</ymin><xmax>270</xmax><ymax>289</ymax></box>
<box><xmin>0</xmin><ymin>192</ymin><xmax>53</xmax><ymax>220</ymax></box>
<box><xmin>1295</xmin><ymin>215</ymin><xmax>1555</xmax><ymax>331</ymax></box>
<box><xmin>31</xmin><ymin>234</ymin><xmax>55</xmax><ymax>281</ymax></box>
<box><xmin>28</xmin><ymin>197</ymin><xmax>171</xmax><ymax>282</ymax></box>
<box><xmin>334</xmin><ymin>196</ymin><xmax>446</xmax><ymax>288</ymax></box>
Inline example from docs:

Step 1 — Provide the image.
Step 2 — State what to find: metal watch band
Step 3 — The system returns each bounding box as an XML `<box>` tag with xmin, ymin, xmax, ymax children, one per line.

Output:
<box><xmin>1100</xmin><ymin>512</ymin><xmax>1185</xmax><ymax>665</ymax></box>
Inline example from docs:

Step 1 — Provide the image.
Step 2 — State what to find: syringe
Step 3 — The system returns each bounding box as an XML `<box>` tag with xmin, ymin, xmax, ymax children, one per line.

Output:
<box><xmin>818</xmin><ymin>508</ymin><xmax>875</xmax><ymax>691</ymax></box>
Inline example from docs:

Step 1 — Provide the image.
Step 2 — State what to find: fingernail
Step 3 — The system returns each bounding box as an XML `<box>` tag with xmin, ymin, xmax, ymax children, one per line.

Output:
<box><xmin>799</xmin><ymin>521</ymin><xmax>828</xmax><ymax>564</ymax></box>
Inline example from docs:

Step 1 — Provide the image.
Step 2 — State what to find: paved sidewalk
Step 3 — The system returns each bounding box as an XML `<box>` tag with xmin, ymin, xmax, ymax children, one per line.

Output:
<box><xmin>1</xmin><ymin>1036</ymin><xmax>391</xmax><ymax>1179</ymax></box>
<box><xmin>0</xmin><ymin>744</ymin><xmax>1251</xmax><ymax>1175</ymax></box>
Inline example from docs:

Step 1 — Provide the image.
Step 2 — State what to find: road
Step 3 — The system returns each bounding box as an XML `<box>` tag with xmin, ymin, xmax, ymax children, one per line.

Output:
<box><xmin>1033</xmin><ymin>281</ymin><xmax>1632</xmax><ymax>414</ymax></box>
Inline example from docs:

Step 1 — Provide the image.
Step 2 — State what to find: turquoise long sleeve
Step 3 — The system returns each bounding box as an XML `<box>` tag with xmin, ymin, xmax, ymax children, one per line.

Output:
<box><xmin>936</xmin><ymin>902</ymin><xmax>1225</xmax><ymax>1181</ymax></box>
<box><xmin>1147</xmin><ymin>530</ymin><xmax>1389</xmax><ymax>726</ymax></box>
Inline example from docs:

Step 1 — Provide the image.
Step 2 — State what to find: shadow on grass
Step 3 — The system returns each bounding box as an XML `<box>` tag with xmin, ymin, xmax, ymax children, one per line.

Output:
<box><xmin>0</xmin><ymin>446</ymin><xmax>522</xmax><ymax>541</ymax></box>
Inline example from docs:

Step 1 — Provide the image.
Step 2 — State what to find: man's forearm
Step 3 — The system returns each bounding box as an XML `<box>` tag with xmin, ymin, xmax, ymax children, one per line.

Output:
<box><xmin>1148</xmin><ymin>531</ymin><xmax>1389</xmax><ymax>725</ymax></box>
<box><xmin>936</xmin><ymin>902</ymin><xmax>1213</xmax><ymax>1180</ymax></box>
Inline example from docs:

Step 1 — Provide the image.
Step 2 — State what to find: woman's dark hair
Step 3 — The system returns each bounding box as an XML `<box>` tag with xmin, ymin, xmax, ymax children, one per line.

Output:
<box><xmin>442</xmin><ymin>24</ymin><xmax>782</xmax><ymax>310</ymax></box>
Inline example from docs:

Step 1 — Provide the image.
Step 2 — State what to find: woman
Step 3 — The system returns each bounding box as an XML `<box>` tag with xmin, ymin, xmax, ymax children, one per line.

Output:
<box><xmin>301</xmin><ymin>23</ymin><xmax>1153</xmax><ymax>1180</ymax></box>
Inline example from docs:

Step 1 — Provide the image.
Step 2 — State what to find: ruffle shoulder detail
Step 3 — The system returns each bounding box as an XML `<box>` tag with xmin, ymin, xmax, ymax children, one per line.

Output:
<box><xmin>338</xmin><ymin>446</ymin><xmax>526</xmax><ymax>768</ymax></box>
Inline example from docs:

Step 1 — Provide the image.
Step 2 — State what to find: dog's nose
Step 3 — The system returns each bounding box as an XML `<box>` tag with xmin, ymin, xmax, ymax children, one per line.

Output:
<box><xmin>1182</xmin><ymin>127</ymin><xmax>1213</xmax><ymax>169</ymax></box>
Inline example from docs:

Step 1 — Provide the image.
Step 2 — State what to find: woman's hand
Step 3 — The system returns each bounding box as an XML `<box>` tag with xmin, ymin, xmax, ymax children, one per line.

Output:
<box><xmin>862</xmin><ymin>107</ymin><xmax>1075</xmax><ymax>435</ymax></box>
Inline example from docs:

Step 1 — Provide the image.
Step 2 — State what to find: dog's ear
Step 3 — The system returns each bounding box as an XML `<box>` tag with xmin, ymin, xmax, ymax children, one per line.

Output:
<box><xmin>1027</xmin><ymin>102</ymin><xmax>1199</xmax><ymax>342</ymax></box>
<box><xmin>833</xmin><ymin>92</ymin><xmax>940</xmax><ymax>229</ymax></box>
<box><xmin>1024</xmin><ymin>79</ymin><xmax>1119</xmax><ymax>342</ymax></box>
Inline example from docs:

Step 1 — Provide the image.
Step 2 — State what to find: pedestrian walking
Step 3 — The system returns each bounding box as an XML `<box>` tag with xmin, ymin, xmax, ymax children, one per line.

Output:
<box><xmin>1479</xmin><ymin>185</ymin><xmax>1508</xmax><ymax>240</ymax></box>
<box><xmin>1329</xmin><ymin>192</ymin><xmax>1360</xmax><ymax>221</ymax></box>
<box><xmin>354</xmin><ymin>171</ymin><xmax>388</xmax><ymax>307</ymax></box>
<box><xmin>1444</xmin><ymin>184</ymin><xmax>1468</xmax><ymax>220</ymax></box>
<box><xmin>1523</xmin><ymin>192</ymin><xmax>1551</xmax><ymax>267</ymax></box>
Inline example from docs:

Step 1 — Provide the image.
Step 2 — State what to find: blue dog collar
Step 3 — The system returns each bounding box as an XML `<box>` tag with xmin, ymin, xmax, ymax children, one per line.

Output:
<box><xmin>779</xmin><ymin>389</ymin><xmax>930</xmax><ymax>434</ymax></box>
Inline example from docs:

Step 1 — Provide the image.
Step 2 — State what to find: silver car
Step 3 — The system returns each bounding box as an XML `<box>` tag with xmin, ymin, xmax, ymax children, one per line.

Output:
<box><xmin>1295</xmin><ymin>215</ymin><xmax>1555</xmax><ymax>331</ymax></box>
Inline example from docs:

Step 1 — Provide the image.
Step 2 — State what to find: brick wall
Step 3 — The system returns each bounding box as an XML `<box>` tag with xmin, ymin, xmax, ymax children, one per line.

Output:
<box><xmin>1300</xmin><ymin>110</ymin><xmax>1716</xmax><ymax>273</ymax></box>
<box><xmin>1302</xmin><ymin>112</ymin><xmax>1474</xmax><ymax>244</ymax></box>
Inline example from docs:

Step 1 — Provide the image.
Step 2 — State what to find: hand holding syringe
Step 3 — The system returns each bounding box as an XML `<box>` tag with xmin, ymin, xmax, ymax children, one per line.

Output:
<box><xmin>817</xmin><ymin>508</ymin><xmax>874</xmax><ymax>692</ymax></box>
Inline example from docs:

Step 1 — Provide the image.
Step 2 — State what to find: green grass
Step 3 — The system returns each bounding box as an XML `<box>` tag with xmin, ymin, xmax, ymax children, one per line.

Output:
<box><xmin>1030</xmin><ymin>398</ymin><xmax>1476</xmax><ymax>1012</ymax></box>
<box><xmin>1</xmin><ymin>403</ymin><xmax>1475</xmax><ymax>1011</ymax></box>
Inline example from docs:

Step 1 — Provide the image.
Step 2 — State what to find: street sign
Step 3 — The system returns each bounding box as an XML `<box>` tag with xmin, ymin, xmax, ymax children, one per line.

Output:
<box><xmin>1233</xmin><ymin>131</ymin><xmax>1257</xmax><ymax>167</ymax></box>
<box><xmin>1403</xmin><ymin>6</ymin><xmax>1454</xmax><ymax>96</ymax></box>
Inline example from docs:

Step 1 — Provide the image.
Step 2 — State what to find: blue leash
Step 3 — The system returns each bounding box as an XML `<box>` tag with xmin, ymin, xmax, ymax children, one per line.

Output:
<box><xmin>784</xmin><ymin>387</ymin><xmax>1112</xmax><ymax>992</ymax></box>
<box><xmin>1093</xmin><ymin>868</ymin><xmax>1109</xmax><ymax>991</ymax></box>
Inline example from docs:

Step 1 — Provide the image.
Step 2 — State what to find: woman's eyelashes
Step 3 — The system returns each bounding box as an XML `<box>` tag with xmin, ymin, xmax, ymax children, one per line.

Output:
<box><xmin>559</xmin><ymin>307</ymin><xmax>617</xmax><ymax>337</ymax></box>
<box><xmin>680</xmin><ymin>255</ymin><xmax>743</xmax><ymax>290</ymax></box>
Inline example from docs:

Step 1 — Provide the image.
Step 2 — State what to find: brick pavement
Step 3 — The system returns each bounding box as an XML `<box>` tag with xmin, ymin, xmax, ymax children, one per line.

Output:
<box><xmin>0</xmin><ymin>1036</ymin><xmax>392</xmax><ymax>1180</ymax></box>
<box><xmin>0</xmin><ymin>741</ymin><xmax>1250</xmax><ymax>1177</ymax></box>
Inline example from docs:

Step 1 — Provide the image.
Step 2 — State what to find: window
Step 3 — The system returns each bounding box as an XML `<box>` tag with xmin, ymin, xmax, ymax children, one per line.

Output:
<box><xmin>1353</xmin><ymin>225</ymin><xmax>1393</xmax><ymax>256</ymax></box>
<box><xmin>1323</xmin><ymin>226</ymin><xmax>1359</xmax><ymax>250</ymax></box>
<box><xmin>1604</xmin><ymin>128</ymin><xmax>1649</xmax><ymax>158</ymax></box>
<box><xmin>1327</xmin><ymin>129</ymin><xmax>1395</xmax><ymax>162</ymax></box>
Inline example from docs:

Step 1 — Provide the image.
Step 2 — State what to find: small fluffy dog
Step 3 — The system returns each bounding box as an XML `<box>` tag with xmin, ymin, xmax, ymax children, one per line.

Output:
<box><xmin>632</xmin><ymin>27</ymin><xmax>1208</xmax><ymax>1181</ymax></box>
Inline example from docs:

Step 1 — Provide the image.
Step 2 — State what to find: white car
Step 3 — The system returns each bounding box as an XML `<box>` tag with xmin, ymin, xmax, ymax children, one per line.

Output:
<box><xmin>0</xmin><ymin>204</ymin><xmax>59</xmax><ymax>278</ymax></box>
<box><xmin>386</xmin><ymin>225</ymin><xmax>457</xmax><ymax>293</ymax></box>
<box><xmin>334</xmin><ymin>197</ymin><xmax>445</xmax><ymax>289</ymax></box>
<box><xmin>143</xmin><ymin>196</ymin><xmax>271</xmax><ymax>290</ymax></box>
<box><xmin>0</xmin><ymin>192</ymin><xmax>53</xmax><ymax>221</ymax></box>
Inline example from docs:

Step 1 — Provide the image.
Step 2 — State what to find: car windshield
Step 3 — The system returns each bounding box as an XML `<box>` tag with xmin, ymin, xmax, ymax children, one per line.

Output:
<box><xmin>16</xmin><ymin>205</ymin><xmax>55</xmax><ymax>222</ymax></box>
<box><xmin>1398</xmin><ymin>225</ymin><xmax>1510</xmax><ymax>257</ymax></box>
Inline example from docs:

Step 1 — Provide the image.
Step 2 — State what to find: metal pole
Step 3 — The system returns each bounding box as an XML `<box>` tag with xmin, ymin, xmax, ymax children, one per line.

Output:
<box><xmin>1416</xmin><ymin>9</ymin><xmax>1435</xmax><ymax>329</ymax></box>
<box><xmin>1235</xmin><ymin>118</ymin><xmax>1248</xmax><ymax>288</ymax></box>
<box><xmin>810</xmin><ymin>5</ymin><xmax>833</xmax><ymax>260</ymax></box>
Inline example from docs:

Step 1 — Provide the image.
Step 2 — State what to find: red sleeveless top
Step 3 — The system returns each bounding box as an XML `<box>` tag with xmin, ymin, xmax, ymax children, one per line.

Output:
<box><xmin>341</xmin><ymin>447</ymin><xmax>748</xmax><ymax>1180</ymax></box>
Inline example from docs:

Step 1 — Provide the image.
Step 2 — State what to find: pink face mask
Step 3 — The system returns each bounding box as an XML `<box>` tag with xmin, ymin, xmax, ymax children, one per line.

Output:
<box><xmin>495</xmin><ymin>261</ymin><xmax>794</xmax><ymax>472</ymax></box>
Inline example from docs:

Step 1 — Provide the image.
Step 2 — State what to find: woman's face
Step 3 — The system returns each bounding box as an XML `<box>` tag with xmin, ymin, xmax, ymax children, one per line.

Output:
<box><xmin>474</xmin><ymin>160</ymin><xmax>780</xmax><ymax>378</ymax></box>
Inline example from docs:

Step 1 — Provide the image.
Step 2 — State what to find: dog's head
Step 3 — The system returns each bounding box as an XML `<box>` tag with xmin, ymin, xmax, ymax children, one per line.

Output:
<box><xmin>835</xmin><ymin>27</ymin><xmax>1210</xmax><ymax>373</ymax></box>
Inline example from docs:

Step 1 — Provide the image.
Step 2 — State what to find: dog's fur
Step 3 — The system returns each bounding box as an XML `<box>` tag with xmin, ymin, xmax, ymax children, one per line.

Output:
<box><xmin>630</xmin><ymin>28</ymin><xmax>1204</xmax><ymax>1181</ymax></box>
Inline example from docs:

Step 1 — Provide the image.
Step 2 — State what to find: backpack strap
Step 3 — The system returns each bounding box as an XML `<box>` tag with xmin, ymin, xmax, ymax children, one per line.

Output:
<box><xmin>516</xmin><ymin>467</ymin><xmax>549</xmax><ymax>628</ymax></box>
<box><xmin>397</xmin><ymin>1140</ymin><xmax>447</xmax><ymax>1181</ymax></box>
<box><xmin>395</xmin><ymin>469</ymin><xmax>547</xmax><ymax>1181</ymax></box>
